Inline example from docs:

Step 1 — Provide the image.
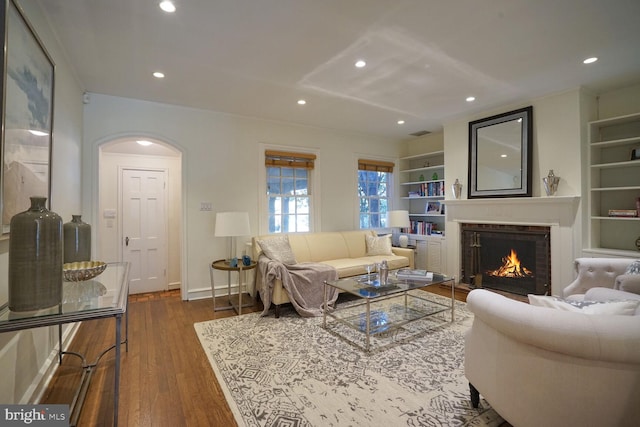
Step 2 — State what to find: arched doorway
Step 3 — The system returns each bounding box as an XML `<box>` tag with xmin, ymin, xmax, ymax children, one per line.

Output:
<box><xmin>97</xmin><ymin>137</ymin><xmax>183</xmax><ymax>294</ymax></box>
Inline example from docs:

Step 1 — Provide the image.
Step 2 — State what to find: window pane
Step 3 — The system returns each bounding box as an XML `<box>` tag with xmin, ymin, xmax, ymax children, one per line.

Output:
<box><xmin>267</xmin><ymin>167</ymin><xmax>280</xmax><ymax>177</ymax></box>
<box><xmin>297</xmin><ymin>197</ymin><xmax>309</xmax><ymax>214</ymax></box>
<box><xmin>378</xmin><ymin>182</ymin><xmax>387</xmax><ymax>197</ymax></box>
<box><xmin>282</xmin><ymin>215</ymin><xmax>296</xmax><ymax>232</ymax></box>
<box><xmin>295</xmin><ymin>179</ymin><xmax>308</xmax><ymax>195</ymax></box>
<box><xmin>281</xmin><ymin>168</ymin><xmax>294</xmax><ymax>177</ymax></box>
<box><xmin>359</xmin><ymin>213</ymin><xmax>369</xmax><ymax>229</ymax></box>
<box><xmin>281</xmin><ymin>178</ymin><xmax>293</xmax><ymax>194</ymax></box>
<box><xmin>295</xmin><ymin>169</ymin><xmax>308</xmax><ymax>179</ymax></box>
<box><xmin>297</xmin><ymin>214</ymin><xmax>310</xmax><ymax>232</ymax></box>
<box><xmin>267</xmin><ymin>177</ymin><xmax>281</xmax><ymax>194</ymax></box>
<box><xmin>359</xmin><ymin>198</ymin><xmax>369</xmax><ymax>213</ymax></box>
<box><xmin>269</xmin><ymin>214</ymin><xmax>281</xmax><ymax>233</ymax></box>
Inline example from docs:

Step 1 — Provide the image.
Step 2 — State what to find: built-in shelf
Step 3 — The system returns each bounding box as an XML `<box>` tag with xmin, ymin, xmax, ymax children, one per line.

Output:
<box><xmin>587</xmin><ymin>111</ymin><xmax>640</xmax><ymax>254</ymax></box>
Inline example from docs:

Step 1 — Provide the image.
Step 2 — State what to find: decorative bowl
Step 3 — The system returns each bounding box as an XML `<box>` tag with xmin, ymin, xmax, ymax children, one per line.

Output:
<box><xmin>63</xmin><ymin>261</ymin><xmax>107</xmax><ymax>282</ymax></box>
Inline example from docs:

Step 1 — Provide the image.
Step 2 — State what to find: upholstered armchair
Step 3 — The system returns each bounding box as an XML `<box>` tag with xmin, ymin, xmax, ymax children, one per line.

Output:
<box><xmin>464</xmin><ymin>289</ymin><xmax>640</xmax><ymax>427</ymax></box>
<box><xmin>562</xmin><ymin>257</ymin><xmax>640</xmax><ymax>299</ymax></box>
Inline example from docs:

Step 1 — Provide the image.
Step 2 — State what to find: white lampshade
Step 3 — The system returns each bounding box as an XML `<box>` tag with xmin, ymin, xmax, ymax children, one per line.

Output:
<box><xmin>215</xmin><ymin>212</ymin><xmax>251</xmax><ymax>261</ymax></box>
<box><xmin>215</xmin><ymin>211</ymin><xmax>250</xmax><ymax>237</ymax></box>
<box><xmin>387</xmin><ymin>210</ymin><xmax>410</xmax><ymax>228</ymax></box>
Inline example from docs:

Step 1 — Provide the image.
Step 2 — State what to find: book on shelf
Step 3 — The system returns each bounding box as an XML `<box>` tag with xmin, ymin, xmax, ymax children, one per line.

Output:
<box><xmin>409</xmin><ymin>220</ymin><xmax>435</xmax><ymax>235</ymax></box>
<box><xmin>608</xmin><ymin>209</ymin><xmax>638</xmax><ymax>217</ymax></box>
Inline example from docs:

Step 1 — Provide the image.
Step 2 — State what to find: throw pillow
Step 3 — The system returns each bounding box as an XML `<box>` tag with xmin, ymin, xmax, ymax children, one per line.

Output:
<box><xmin>528</xmin><ymin>294</ymin><xmax>640</xmax><ymax>315</ymax></box>
<box><xmin>624</xmin><ymin>259</ymin><xmax>640</xmax><ymax>275</ymax></box>
<box><xmin>365</xmin><ymin>234</ymin><xmax>393</xmax><ymax>256</ymax></box>
<box><xmin>257</xmin><ymin>236</ymin><xmax>297</xmax><ymax>265</ymax></box>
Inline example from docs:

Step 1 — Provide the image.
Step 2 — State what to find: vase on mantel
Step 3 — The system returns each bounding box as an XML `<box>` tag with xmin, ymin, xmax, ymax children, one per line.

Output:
<box><xmin>63</xmin><ymin>215</ymin><xmax>91</xmax><ymax>263</ymax></box>
<box><xmin>9</xmin><ymin>197</ymin><xmax>63</xmax><ymax>312</ymax></box>
<box><xmin>452</xmin><ymin>179</ymin><xmax>463</xmax><ymax>199</ymax></box>
<box><xmin>543</xmin><ymin>170</ymin><xmax>560</xmax><ymax>196</ymax></box>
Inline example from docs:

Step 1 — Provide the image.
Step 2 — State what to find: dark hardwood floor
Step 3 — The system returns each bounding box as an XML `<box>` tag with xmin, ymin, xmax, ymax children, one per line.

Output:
<box><xmin>40</xmin><ymin>285</ymin><xmax>507</xmax><ymax>426</ymax></box>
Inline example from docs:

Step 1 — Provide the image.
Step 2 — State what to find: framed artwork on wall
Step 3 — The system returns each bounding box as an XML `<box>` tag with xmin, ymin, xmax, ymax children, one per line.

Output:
<box><xmin>1</xmin><ymin>0</ymin><xmax>55</xmax><ymax>235</ymax></box>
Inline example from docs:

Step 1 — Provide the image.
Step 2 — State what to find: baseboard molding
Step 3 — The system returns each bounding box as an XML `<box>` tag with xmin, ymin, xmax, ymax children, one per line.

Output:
<box><xmin>187</xmin><ymin>283</ymin><xmax>246</xmax><ymax>301</ymax></box>
<box><xmin>168</xmin><ymin>281</ymin><xmax>181</xmax><ymax>290</ymax></box>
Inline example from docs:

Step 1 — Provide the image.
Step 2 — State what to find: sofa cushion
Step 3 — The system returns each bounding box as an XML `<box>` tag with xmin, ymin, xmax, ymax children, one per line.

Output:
<box><xmin>365</xmin><ymin>234</ymin><xmax>393</xmax><ymax>256</ymax></box>
<box><xmin>322</xmin><ymin>255</ymin><xmax>410</xmax><ymax>278</ymax></box>
<box><xmin>257</xmin><ymin>235</ymin><xmax>297</xmax><ymax>265</ymax></box>
<box><xmin>528</xmin><ymin>294</ymin><xmax>640</xmax><ymax>315</ymax></box>
<box><xmin>305</xmin><ymin>232</ymin><xmax>350</xmax><ymax>261</ymax></box>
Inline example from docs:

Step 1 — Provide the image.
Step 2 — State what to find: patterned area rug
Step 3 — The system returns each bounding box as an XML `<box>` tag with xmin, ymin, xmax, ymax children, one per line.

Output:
<box><xmin>194</xmin><ymin>291</ymin><xmax>504</xmax><ymax>427</ymax></box>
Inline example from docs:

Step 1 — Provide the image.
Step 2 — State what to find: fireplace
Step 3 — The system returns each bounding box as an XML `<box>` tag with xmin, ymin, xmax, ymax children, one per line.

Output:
<box><xmin>461</xmin><ymin>223</ymin><xmax>550</xmax><ymax>296</ymax></box>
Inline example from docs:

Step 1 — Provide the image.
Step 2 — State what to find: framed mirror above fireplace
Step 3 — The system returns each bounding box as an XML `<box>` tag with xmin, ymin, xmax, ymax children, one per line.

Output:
<box><xmin>468</xmin><ymin>106</ymin><xmax>533</xmax><ymax>198</ymax></box>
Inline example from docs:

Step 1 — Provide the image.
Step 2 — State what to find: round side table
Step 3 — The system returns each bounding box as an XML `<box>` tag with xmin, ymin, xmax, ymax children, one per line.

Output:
<box><xmin>209</xmin><ymin>259</ymin><xmax>257</xmax><ymax>315</ymax></box>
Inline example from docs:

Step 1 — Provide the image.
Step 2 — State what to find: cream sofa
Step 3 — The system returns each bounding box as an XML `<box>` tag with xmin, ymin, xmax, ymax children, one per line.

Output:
<box><xmin>252</xmin><ymin>230</ymin><xmax>414</xmax><ymax>317</ymax></box>
<box><xmin>465</xmin><ymin>288</ymin><xmax>640</xmax><ymax>427</ymax></box>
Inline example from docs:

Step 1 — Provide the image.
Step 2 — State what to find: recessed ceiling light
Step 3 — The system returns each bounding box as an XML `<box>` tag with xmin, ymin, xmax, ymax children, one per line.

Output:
<box><xmin>153</xmin><ymin>71</ymin><xmax>165</xmax><ymax>78</ymax></box>
<box><xmin>397</xmin><ymin>120</ymin><xmax>405</xmax><ymax>125</ymax></box>
<box><xmin>297</xmin><ymin>99</ymin><xmax>306</xmax><ymax>105</ymax></box>
<box><xmin>137</xmin><ymin>140</ymin><xmax>153</xmax><ymax>146</ymax></box>
<box><xmin>500</xmin><ymin>154</ymin><xmax>507</xmax><ymax>158</ymax></box>
<box><xmin>355</xmin><ymin>60</ymin><xmax>366</xmax><ymax>68</ymax></box>
<box><xmin>583</xmin><ymin>57</ymin><xmax>598</xmax><ymax>64</ymax></box>
<box><xmin>466</xmin><ymin>96</ymin><xmax>476</xmax><ymax>102</ymax></box>
<box><xmin>159</xmin><ymin>1</ymin><xmax>176</xmax><ymax>13</ymax></box>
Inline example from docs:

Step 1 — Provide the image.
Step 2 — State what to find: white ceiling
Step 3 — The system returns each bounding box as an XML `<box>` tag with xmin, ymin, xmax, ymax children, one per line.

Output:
<box><xmin>35</xmin><ymin>0</ymin><xmax>640</xmax><ymax>139</ymax></box>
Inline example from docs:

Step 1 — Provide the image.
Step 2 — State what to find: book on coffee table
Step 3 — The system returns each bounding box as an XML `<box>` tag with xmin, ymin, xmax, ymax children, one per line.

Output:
<box><xmin>396</xmin><ymin>268</ymin><xmax>434</xmax><ymax>281</ymax></box>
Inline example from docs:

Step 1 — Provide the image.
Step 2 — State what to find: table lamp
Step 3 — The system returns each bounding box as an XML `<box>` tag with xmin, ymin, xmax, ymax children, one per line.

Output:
<box><xmin>387</xmin><ymin>210</ymin><xmax>410</xmax><ymax>248</ymax></box>
<box><xmin>215</xmin><ymin>211</ymin><xmax>251</xmax><ymax>262</ymax></box>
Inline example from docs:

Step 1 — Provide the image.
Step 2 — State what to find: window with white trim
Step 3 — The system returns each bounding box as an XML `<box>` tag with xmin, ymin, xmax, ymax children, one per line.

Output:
<box><xmin>358</xmin><ymin>159</ymin><xmax>394</xmax><ymax>229</ymax></box>
<box><xmin>265</xmin><ymin>150</ymin><xmax>314</xmax><ymax>233</ymax></box>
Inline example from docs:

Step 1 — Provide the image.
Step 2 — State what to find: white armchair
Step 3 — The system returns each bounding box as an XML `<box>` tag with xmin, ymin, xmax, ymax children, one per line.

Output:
<box><xmin>562</xmin><ymin>257</ymin><xmax>640</xmax><ymax>299</ymax></box>
<box><xmin>465</xmin><ymin>289</ymin><xmax>640</xmax><ymax>427</ymax></box>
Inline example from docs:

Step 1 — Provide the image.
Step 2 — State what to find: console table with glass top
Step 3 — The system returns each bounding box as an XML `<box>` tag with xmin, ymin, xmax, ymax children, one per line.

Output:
<box><xmin>0</xmin><ymin>262</ymin><xmax>130</xmax><ymax>427</ymax></box>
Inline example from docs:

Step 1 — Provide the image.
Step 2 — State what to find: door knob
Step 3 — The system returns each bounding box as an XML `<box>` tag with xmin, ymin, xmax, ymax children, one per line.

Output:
<box><xmin>125</xmin><ymin>236</ymin><xmax>129</xmax><ymax>246</ymax></box>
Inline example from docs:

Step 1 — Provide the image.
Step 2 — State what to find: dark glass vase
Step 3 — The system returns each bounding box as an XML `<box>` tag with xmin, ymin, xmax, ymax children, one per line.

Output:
<box><xmin>9</xmin><ymin>197</ymin><xmax>63</xmax><ymax>312</ymax></box>
<box><xmin>63</xmin><ymin>215</ymin><xmax>91</xmax><ymax>263</ymax></box>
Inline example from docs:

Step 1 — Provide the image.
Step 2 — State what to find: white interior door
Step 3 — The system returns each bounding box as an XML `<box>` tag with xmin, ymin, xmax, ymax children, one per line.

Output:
<box><xmin>122</xmin><ymin>168</ymin><xmax>168</xmax><ymax>294</ymax></box>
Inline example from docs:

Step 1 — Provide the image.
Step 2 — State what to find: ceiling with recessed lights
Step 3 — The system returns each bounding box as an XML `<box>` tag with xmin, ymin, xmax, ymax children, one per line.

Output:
<box><xmin>34</xmin><ymin>0</ymin><xmax>640</xmax><ymax>139</ymax></box>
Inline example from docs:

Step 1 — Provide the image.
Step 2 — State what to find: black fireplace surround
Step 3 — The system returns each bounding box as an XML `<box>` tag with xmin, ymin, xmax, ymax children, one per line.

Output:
<box><xmin>461</xmin><ymin>223</ymin><xmax>550</xmax><ymax>296</ymax></box>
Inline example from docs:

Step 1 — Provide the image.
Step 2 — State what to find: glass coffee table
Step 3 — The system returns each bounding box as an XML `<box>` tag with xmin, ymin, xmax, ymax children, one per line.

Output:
<box><xmin>323</xmin><ymin>271</ymin><xmax>455</xmax><ymax>352</ymax></box>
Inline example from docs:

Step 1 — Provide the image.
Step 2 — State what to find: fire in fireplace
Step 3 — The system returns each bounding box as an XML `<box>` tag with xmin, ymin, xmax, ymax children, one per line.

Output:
<box><xmin>487</xmin><ymin>249</ymin><xmax>533</xmax><ymax>278</ymax></box>
<box><xmin>461</xmin><ymin>223</ymin><xmax>550</xmax><ymax>296</ymax></box>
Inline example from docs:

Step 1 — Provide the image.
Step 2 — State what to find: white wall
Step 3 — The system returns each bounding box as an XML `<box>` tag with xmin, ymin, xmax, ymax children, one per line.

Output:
<box><xmin>0</xmin><ymin>1</ymin><xmax>84</xmax><ymax>404</ymax></box>
<box><xmin>82</xmin><ymin>94</ymin><xmax>402</xmax><ymax>299</ymax></box>
<box><xmin>597</xmin><ymin>83</ymin><xmax>640</xmax><ymax>119</ymax></box>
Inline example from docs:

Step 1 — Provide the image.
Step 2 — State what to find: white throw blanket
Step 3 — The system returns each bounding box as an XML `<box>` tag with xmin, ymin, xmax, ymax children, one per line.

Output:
<box><xmin>258</xmin><ymin>255</ymin><xmax>339</xmax><ymax>317</ymax></box>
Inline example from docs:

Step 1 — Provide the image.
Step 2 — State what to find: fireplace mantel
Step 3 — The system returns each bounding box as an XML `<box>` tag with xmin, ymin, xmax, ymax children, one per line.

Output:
<box><xmin>444</xmin><ymin>196</ymin><xmax>581</xmax><ymax>295</ymax></box>
<box><xmin>444</xmin><ymin>196</ymin><xmax>580</xmax><ymax>226</ymax></box>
